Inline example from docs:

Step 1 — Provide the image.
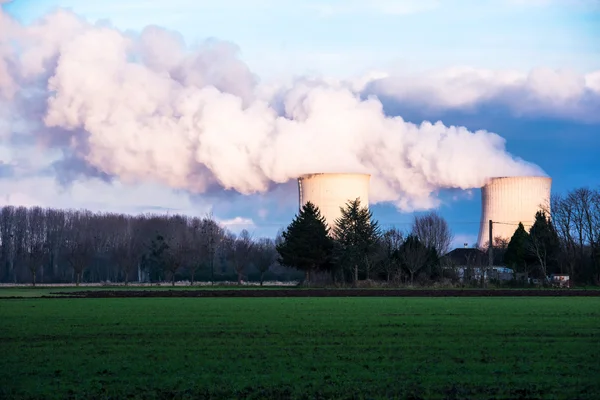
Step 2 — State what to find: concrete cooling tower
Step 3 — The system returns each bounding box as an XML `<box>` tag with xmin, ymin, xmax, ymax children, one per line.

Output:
<box><xmin>477</xmin><ymin>176</ymin><xmax>552</xmax><ymax>248</ymax></box>
<box><xmin>298</xmin><ymin>173</ymin><xmax>370</xmax><ymax>230</ymax></box>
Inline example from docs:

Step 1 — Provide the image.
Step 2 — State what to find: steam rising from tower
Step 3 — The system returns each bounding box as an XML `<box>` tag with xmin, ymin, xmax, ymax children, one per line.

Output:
<box><xmin>298</xmin><ymin>173</ymin><xmax>370</xmax><ymax>229</ymax></box>
<box><xmin>477</xmin><ymin>176</ymin><xmax>552</xmax><ymax>248</ymax></box>
<box><xmin>0</xmin><ymin>7</ymin><xmax>547</xmax><ymax>212</ymax></box>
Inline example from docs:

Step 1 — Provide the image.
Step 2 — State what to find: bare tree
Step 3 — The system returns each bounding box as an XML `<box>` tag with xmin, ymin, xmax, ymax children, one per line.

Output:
<box><xmin>411</xmin><ymin>211</ymin><xmax>453</xmax><ymax>257</ymax></box>
<box><xmin>45</xmin><ymin>208</ymin><xmax>66</xmax><ymax>282</ymax></box>
<box><xmin>400</xmin><ymin>235</ymin><xmax>430</xmax><ymax>285</ymax></box>
<box><xmin>12</xmin><ymin>207</ymin><xmax>28</xmax><ymax>282</ymax></box>
<box><xmin>201</xmin><ymin>215</ymin><xmax>224</xmax><ymax>284</ymax></box>
<box><xmin>377</xmin><ymin>228</ymin><xmax>404</xmax><ymax>282</ymax></box>
<box><xmin>163</xmin><ymin>215</ymin><xmax>190</xmax><ymax>286</ymax></box>
<box><xmin>112</xmin><ymin>217</ymin><xmax>142</xmax><ymax>285</ymax></box>
<box><xmin>185</xmin><ymin>217</ymin><xmax>205</xmax><ymax>286</ymax></box>
<box><xmin>527</xmin><ymin>234</ymin><xmax>548</xmax><ymax>280</ymax></box>
<box><xmin>233</xmin><ymin>229</ymin><xmax>254</xmax><ymax>284</ymax></box>
<box><xmin>25</xmin><ymin>207</ymin><xmax>47</xmax><ymax>286</ymax></box>
<box><xmin>559</xmin><ymin>188</ymin><xmax>600</xmax><ymax>283</ymax></box>
<box><xmin>0</xmin><ymin>206</ymin><xmax>15</xmax><ymax>282</ymax></box>
<box><xmin>550</xmin><ymin>194</ymin><xmax>578</xmax><ymax>277</ymax></box>
<box><xmin>254</xmin><ymin>238</ymin><xmax>277</xmax><ymax>286</ymax></box>
<box><xmin>64</xmin><ymin>211</ymin><xmax>96</xmax><ymax>286</ymax></box>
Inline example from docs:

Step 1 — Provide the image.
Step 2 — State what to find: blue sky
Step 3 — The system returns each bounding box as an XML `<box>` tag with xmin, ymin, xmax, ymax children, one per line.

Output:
<box><xmin>1</xmin><ymin>0</ymin><xmax>599</xmax><ymax>247</ymax></box>
<box><xmin>6</xmin><ymin>0</ymin><xmax>599</xmax><ymax>76</ymax></box>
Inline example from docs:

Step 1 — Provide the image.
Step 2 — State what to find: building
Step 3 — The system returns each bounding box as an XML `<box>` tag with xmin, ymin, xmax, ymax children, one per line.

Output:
<box><xmin>444</xmin><ymin>248</ymin><xmax>514</xmax><ymax>282</ymax></box>
<box><xmin>297</xmin><ymin>173</ymin><xmax>370</xmax><ymax>230</ymax></box>
<box><xmin>477</xmin><ymin>176</ymin><xmax>552</xmax><ymax>248</ymax></box>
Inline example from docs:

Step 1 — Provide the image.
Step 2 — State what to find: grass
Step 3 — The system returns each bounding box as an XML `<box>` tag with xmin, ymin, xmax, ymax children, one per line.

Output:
<box><xmin>1</xmin><ymin>297</ymin><xmax>599</xmax><ymax>399</ymax></box>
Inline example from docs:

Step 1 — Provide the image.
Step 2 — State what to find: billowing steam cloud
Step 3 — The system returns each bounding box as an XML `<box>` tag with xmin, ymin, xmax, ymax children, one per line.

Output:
<box><xmin>0</xmin><ymin>7</ymin><xmax>545</xmax><ymax>211</ymax></box>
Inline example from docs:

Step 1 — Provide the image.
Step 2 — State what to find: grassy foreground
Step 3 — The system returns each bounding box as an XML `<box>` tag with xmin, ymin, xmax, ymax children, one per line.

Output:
<box><xmin>1</xmin><ymin>297</ymin><xmax>599</xmax><ymax>399</ymax></box>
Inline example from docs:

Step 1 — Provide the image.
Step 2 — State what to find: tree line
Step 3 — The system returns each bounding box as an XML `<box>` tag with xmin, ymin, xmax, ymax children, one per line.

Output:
<box><xmin>501</xmin><ymin>187</ymin><xmax>600</xmax><ymax>284</ymax></box>
<box><xmin>0</xmin><ymin>199</ymin><xmax>454</xmax><ymax>286</ymax></box>
<box><xmin>0</xmin><ymin>207</ymin><xmax>289</xmax><ymax>285</ymax></box>
<box><xmin>1</xmin><ymin>185</ymin><xmax>598</xmax><ymax>286</ymax></box>
<box><xmin>276</xmin><ymin>199</ymin><xmax>453</xmax><ymax>285</ymax></box>
<box><xmin>278</xmin><ymin>187</ymin><xmax>600</xmax><ymax>286</ymax></box>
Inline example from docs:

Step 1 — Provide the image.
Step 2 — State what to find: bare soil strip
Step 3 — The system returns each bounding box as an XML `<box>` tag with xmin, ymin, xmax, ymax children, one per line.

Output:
<box><xmin>30</xmin><ymin>288</ymin><xmax>600</xmax><ymax>298</ymax></box>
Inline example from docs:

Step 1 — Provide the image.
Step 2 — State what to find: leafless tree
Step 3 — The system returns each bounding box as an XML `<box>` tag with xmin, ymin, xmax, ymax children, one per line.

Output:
<box><xmin>233</xmin><ymin>229</ymin><xmax>254</xmax><ymax>284</ymax></box>
<box><xmin>64</xmin><ymin>210</ymin><xmax>96</xmax><ymax>286</ymax></box>
<box><xmin>411</xmin><ymin>211</ymin><xmax>454</xmax><ymax>256</ymax></box>
<box><xmin>0</xmin><ymin>206</ymin><xmax>15</xmax><ymax>282</ymax></box>
<box><xmin>552</xmin><ymin>188</ymin><xmax>600</xmax><ymax>283</ymax></box>
<box><xmin>550</xmin><ymin>194</ymin><xmax>578</xmax><ymax>277</ymax></box>
<box><xmin>112</xmin><ymin>216</ymin><xmax>142</xmax><ymax>285</ymax></box>
<box><xmin>12</xmin><ymin>207</ymin><xmax>28</xmax><ymax>282</ymax></box>
<box><xmin>163</xmin><ymin>215</ymin><xmax>190</xmax><ymax>286</ymax></box>
<box><xmin>400</xmin><ymin>235</ymin><xmax>430</xmax><ymax>285</ymax></box>
<box><xmin>44</xmin><ymin>208</ymin><xmax>66</xmax><ymax>282</ymax></box>
<box><xmin>184</xmin><ymin>217</ymin><xmax>204</xmax><ymax>286</ymax></box>
<box><xmin>199</xmin><ymin>214</ymin><xmax>224</xmax><ymax>284</ymax></box>
<box><xmin>25</xmin><ymin>207</ymin><xmax>47</xmax><ymax>286</ymax></box>
<box><xmin>527</xmin><ymin>233</ymin><xmax>549</xmax><ymax>280</ymax></box>
<box><xmin>377</xmin><ymin>228</ymin><xmax>404</xmax><ymax>282</ymax></box>
<box><xmin>254</xmin><ymin>238</ymin><xmax>277</xmax><ymax>286</ymax></box>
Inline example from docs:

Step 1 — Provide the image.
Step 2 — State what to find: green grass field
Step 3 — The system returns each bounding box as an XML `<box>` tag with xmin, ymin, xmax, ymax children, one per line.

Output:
<box><xmin>1</xmin><ymin>296</ymin><xmax>599</xmax><ymax>400</ymax></box>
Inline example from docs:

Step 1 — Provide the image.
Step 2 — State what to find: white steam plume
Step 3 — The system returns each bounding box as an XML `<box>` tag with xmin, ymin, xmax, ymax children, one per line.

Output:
<box><xmin>0</xmin><ymin>8</ymin><xmax>544</xmax><ymax>212</ymax></box>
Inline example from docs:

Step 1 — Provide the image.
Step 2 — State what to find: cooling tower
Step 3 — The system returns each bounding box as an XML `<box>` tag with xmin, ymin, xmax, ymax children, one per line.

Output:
<box><xmin>298</xmin><ymin>173</ymin><xmax>370</xmax><ymax>230</ymax></box>
<box><xmin>477</xmin><ymin>176</ymin><xmax>552</xmax><ymax>248</ymax></box>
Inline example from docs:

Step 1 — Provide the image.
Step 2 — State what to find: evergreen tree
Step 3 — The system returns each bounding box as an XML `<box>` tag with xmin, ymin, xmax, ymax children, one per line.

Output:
<box><xmin>528</xmin><ymin>211</ymin><xmax>561</xmax><ymax>278</ymax></box>
<box><xmin>276</xmin><ymin>202</ymin><xmax>333</xmax><ymax>282</ymax></box>
<box><xmin>332</xmin><ymin>198</ymin><xmax>381</xmax><ymax>283</ymax></box>
<box><xmin>146</xmin><ymin>234</ymin><xmax>169</xmax><ymax>282</ymax></box>
<box><xmin>504</xmin><ymin>223</ymin><xmax>532</xmax><ymax>273</ymax></box>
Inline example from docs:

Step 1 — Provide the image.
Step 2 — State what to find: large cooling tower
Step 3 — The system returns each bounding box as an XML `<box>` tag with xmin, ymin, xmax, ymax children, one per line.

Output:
<box><xmin>477</xmin><ymin>176</ymin><xmax>552</xmax><ymax>248</ymax></box>
<box><xmin>298</xmin><ymin>173</ymin><xmax>370</xmax><ymax>230</ymax></box>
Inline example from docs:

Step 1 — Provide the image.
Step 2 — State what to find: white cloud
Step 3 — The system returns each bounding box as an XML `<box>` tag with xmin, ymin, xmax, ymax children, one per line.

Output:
<box><xmin>0</xmin><ymin>175</ymin><xmax>212</xmax><ymax>216</ymax></box>
<box><xmin>1</xmin><ymin>7</ymin><xmax>597</xmax><ymax>223</ymax></box>
<box><xmin>365</xmin><ymin>67</ymin><xmax>600</xmax><ymax>122</ymax></box>
<box><xmin>217</xmin><ymin>216</ymin><xmax>255</xmax><ymax>233</ymax></box>
<box><xmin>585</xmin><ymin>71</ymin><xmax>600</xmax><ymax>92</ymax></box>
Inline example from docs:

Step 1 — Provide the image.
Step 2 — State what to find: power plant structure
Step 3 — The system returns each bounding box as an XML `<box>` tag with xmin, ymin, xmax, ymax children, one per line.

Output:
<box><xmin>297</xmin><ymin>173</ymin><xmax>370</xmax><ymax>230</ymax></box>
<box><xmin>477</xmin><ymin>176</ymin><xmax>552</xmax><ymax>248</ymax></box>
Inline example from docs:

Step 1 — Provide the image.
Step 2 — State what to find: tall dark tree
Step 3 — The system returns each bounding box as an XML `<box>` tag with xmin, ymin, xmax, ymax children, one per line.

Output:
<box><xmin>332</xmin><ymin>198</ymin><xmax>381</xmax><ymax>283</ymax></box>
<box><xmin>376</xmin><ymin>228</ymin><xmax>404</xmax><ymax>282</ymax></box>
<box><xmin>233</xmin><ymin>230</ymin><xmax>255</xmax><ymax>284</ymax></box>
<box><xmin>64</xmin><ymin>211</ymin><xmax>96</xmax><ymax>286</ymax></box>
<box><xmin>399</xmin><ymin>234</ymin><xmax>432</xmax><ymax>285</ymax></box>
<box><xmin>276</xmin><ymin>202</ymin><xmax>333</xmax><ymax>282</ymax></box>
<box><xmin>504</xmin><ymin>223</ymin><xmax>533</xmax><ymax>274</ymax></box>
<box><xmin>147</xmin><ymin>234</ymin><xmax>169</xmax><ymax>283</ymax></box>
<box><xmin>528</xmin><ymin>211</ymin><xmax>561</xmax><ymax>279</ymax></box>
<box><xmin>254</xmin><ymin>238</ymin><xmax>277</xmax><ymax>286</ymax></box>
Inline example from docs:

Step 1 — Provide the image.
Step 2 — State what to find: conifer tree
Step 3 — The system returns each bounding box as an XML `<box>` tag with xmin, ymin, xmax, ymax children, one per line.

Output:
<box><xmin>504</xmin><ymin>222</ymin><xmax>532</xmax><ymax>273</ymax></box>
<box><xmin>332</xmin><ymin>198</ymin><xmax>380</xmax><ymax>283</ymax></box>
<box><xmin>528</xmin><ymin>211</ymin><xmax>561</xmax><ymax>278</ymax></box>
<box><xmin>276</xmin><ymin>202</ymin><xmax>333</xmax><ymax>282</ymax></box>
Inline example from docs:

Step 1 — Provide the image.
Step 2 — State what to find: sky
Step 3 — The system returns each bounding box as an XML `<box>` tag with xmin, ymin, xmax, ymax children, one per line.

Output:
<box><xmin>1</xmin><ymin>0</ymin><xmax>599</xmax><ymax>248</ymax></box>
